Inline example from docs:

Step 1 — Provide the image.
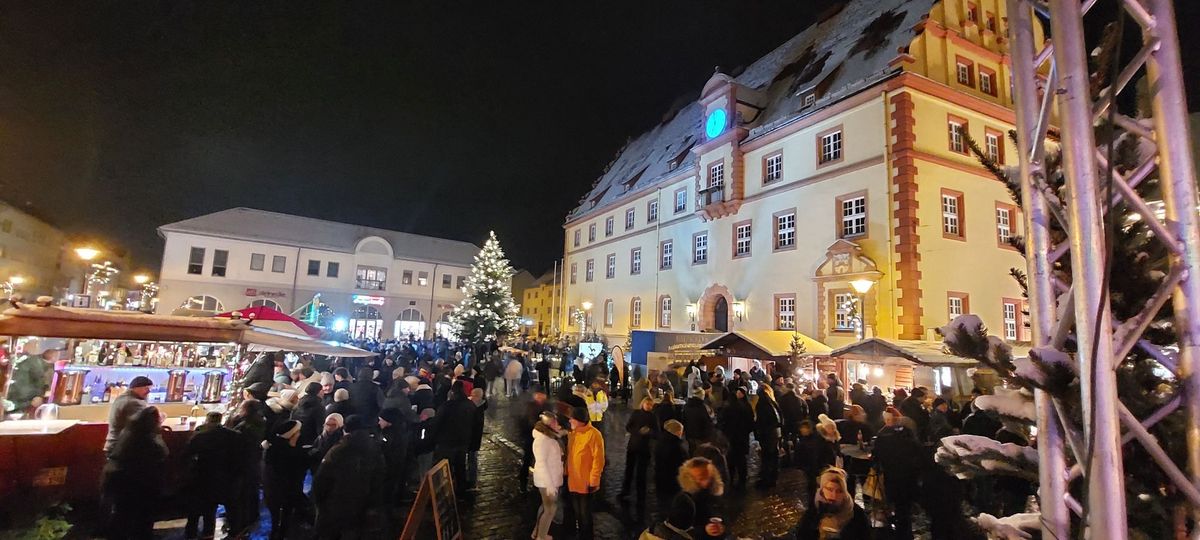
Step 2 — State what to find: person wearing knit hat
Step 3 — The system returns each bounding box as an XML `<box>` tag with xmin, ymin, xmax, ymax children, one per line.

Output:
<box><xmin>565</xmin><ymin>403</ymin><xmax>605</xmax><ymax>538</ymax></box>
<box><xmin>871</xmin><ymin>398</ymin><xmax>925</xmax><ymax>538</ymax></box>
<box><xmin>343</xmin><ymin>414</ymin><xmax>369</xmax><ymax>432</ymax></box>
<box><xmin>291</xmin><ymin>382</ymin><xmax>326</xmax><ymax>445</ymax></box>
<box><xmin>264</xmin><ymin>419</ymin><xmax>307</xmax><ymax>540</ymax></box>
<box><xmin>245</xmin><ymin>381</ymin><xmax>271</xmax><ymax>402</ymax></box>
<box><xmin>326</xmin><ymin>388</ymin><xmax>354</xmax><ymax>419</ymax></box>
<box><xmin>378</xmin><ymin>408</ymin><xmax>410</xmax><ymax>505</ymax></box>
<box><xmin>929</xmin><ymin>397</ymin><xmax>955</xmax><ymax>442</ymax></box>
<box><xmin>656</xmin><ymin>419</ymin><xmax>688</xmax><ymax>498</ymax></box>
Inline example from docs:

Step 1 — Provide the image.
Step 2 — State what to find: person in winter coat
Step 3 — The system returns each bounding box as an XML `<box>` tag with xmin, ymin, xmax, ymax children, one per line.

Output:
<box><xmin>326</xmin><ymin>388</ymin><xmax>354</xmax><ymax>419</ymax></box>
<box><xmin>226</xmin><ymin>398</ymin><xmax>269</xmax><ymax>537</ymax></box>
<box><xmin>848</xmin><ymin>381</ymin><xmax>868</xmax><ymax>410</ymax></box>
<box><xmin>411</xmin><ymin>376</ymin><xmax>435</xmax><ymax>412</ymax></box>
<box><xmin>504</xmin><ymin>356</ymin><xmax>525</xmax><ymax>397</ymax></box>
<box><xmin>264</xmin><ymin>420</ymin><xmax>310</xmax><ymax>540</ymax></box>
<box><xmin>466</xmin><ymin>388</ymin><xmax>488</xmax><ymax>487</ymax></box>
<box><xmin>807</xmin><ymin>386</ymin><xmax>830</xmax><ymax>424</ymax></box>
<box><xmin>566</xmin><ymin>406</ymin><xmax>605</xmax><ymax>538</ymax></box>
<box><xmin>825</xmin><ymin>374</ymin><xmax>846</xmax><ymax>420</ymax></box>
<box><xmin>928</xmin><ymin>397</ymin><xmax>957</xmax><ymax>442</ymax></box>
<box><xmin>797</xmin><ymin>467</ymin><xmax>871</xmax><ymax>540</ymax></box>
<box><xmin>382</xmin><ymin>372</ymin><xmax>415</xmax><ymax>417</ymax></box>
<box><xmin>719</xmin><ymin>386</ymin><xmax>754</xmax><ymax>489</ymax></box>
<box><xmin>671</xmin><ymin>457</ymin><xmax>727</xmax><ymax>539</ymax></box>
<box><xmin>835</xmin><ymin>405</ymin><xmax>873</xmax><ymax>497</ymax></box>
<box><xmin>622</xmin><ymin>396</ymin><xmax>658</xmax><ymax>508</ymax></box>
<box><xmin>378</xmin><ymin>408</ymin><xmax>412</xmax><ymax>506</ymax></box>
<box><xmin>861</xmin><ymin>386</ymin><xmax>889</xmax><ymax>432</ymax></box>
<box><xmin>434</xmin><ymin>380</ymin><xmax>476</xmax><ymax>493</ymax></box>
<box><xmin>103</xmin><ymin>406</ymin><xmax>167</xmax><ymax>540</ymax></box>
<box><xmin>588</xmin><ymin>378</ymin><xmax>610</xmax><ymax>433</ymax></box>
<box><xmin>872</xmin><ymin>407</ymin><xmax>926</xmax><ymax>540</ymax></box>
<box><xmin>640</xmin><ymin>499</ymin><xmax>694</xmax><ymax>540</ymax></box>
<box><xmin>655</xmin><ymin>419</ymin><xmax>688</xmax><ymax>499</ymax></box>
<box><xmin>241</xmin><ymin>352</ymin><xmax>281</xmax><ymax>394</ymax></box>
<box><xmin>681</xmin><ymin>387</ymin><xmax>713</xmax><ymax>450</ymax></box>
<box><xmin>630</xmin><ymin>376</ymin><xmax>650</xmax><ymax>410</ymax></box>
<box><xmin>811</xmin><ymin>414</ymin><xmax>842</xmax><ymax>490</ymax></box>
<box><xmin>778</xmin><ymin>383</ymin><xmax>808</xmax><ymax>466</ymax></box>
<box><xmin>309</xmin><ymin>413</ymin><xmax>344</xmax><ymax>471</ymax></box>
<box><xmin>291</xmin><ymin>382</ymin><xmax>326</xmax><ymax>446</ymax></box>
<box><xmin>755</xmin><ymin>385</ymin><xmax>783</xmax><ymax>488</ymax></box>
<box><xmin>531</xmin><ymin>411</ymin><xmax>565</xmax><ymax>540</ymax></box>
<box><xmin>519</xmin><ymin>390</ymin><xmax>550</xmax><ymax>491</ymax></box>
<box><xmin>653</xmin><ymin>389</ymin><xmax>680</xmax><ymax>427</ymax></box>
<box><xmin>899</xmin><ymin>387</ymin><xmax>931</xmax><ymax>442</ymax></box>
<box><xmin>183</xmin><ymin>412</ymin><xmax>242</xmax><ymax>540</ymax></box>
<box><xmin>312</xmin><ymin>415</ymin><xmax>385</xmax><ymax>539</ymax></box>
<box><xmin>103</xmin><ymin>375</ymin><xmax>152</xmax><ymax>454</ymax></box>
<box><xmin>349</xmin><ymin>366</ymin><xmax>384</xmax><ymax>422</ymax></box>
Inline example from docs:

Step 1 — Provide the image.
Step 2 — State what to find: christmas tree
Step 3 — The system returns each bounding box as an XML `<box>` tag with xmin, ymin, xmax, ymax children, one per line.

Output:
<box><xmin>932</xmin><ymin>110</ymin><xmax>1182</xmax><ymax>537</ymax></box>
<box><xmin>449</xmin><ymin>231</ymin><xmax>520</xmax><ymax>345</ymax></box>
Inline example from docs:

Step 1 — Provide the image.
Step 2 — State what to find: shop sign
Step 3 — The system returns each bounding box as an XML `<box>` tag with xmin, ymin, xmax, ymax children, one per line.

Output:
<box><xmin>32</xmin><ymin>466</ymin><xmax>67</xmax><ymax>487</ymax></box>
<box><xmin>353</xmin><ymin>294</ymin><xmax>386</xmax><ymax>306</ymax></box>
<box><xmin>244</xmin><ymin>288</ymin><xmax>287</xmax><ymax>298</ymax></box>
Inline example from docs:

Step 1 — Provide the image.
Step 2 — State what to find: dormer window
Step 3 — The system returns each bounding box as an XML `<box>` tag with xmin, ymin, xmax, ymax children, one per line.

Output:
<box><xmin>803</xmin><ymin>93</ymin><xmax>816</xmax><ymax>108</ymax></box>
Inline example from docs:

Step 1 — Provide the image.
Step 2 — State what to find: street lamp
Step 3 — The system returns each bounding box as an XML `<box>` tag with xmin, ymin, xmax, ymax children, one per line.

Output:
<box><xmin>133</xmin><ymin>274</ymin><xmax>150</xmax><ymax>285</ymax></box>
<box><xmin>849</xmin><ymin>279</ymin><xmax>876</xmax><ymax>340</ymax></box>
<box><xmin>74</xmin><ymin>246</ymin><xmax>101</xmax><ymax>297</ymax></box>
<box><xmin>580</xmin><ymin>301</ymin><xmax>593</xmax><ymax>338</ymax></box>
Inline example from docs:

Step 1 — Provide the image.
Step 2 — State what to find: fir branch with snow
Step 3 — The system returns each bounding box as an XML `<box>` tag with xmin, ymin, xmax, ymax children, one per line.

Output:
<box><xmin>449</xmin><ymin>231</ymin><xmax>521</xmax><ymax>345</ymax></box>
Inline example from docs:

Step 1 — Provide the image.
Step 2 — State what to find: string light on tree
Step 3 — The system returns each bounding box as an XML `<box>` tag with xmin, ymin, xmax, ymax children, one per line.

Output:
<box><xmin>449</xmin><ymin>231</ymin><xmax>520</xmax><ymax>345</ymax></box>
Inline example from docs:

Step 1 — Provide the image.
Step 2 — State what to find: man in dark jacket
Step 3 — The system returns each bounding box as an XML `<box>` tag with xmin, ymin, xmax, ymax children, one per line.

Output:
<box><xmin>466</xmin><ymin>388</ymin><xmax>488</xmax><ymax>487</ymax></box>
<box><xmin>672</xmin><ymin>457</ymin><xmax>727</xmax><ymax>539</ymax></box>
<box><xmin>807</xmin><ymin>386</ymin><xmax>829</xmax><ymax>423</ymax></box>
<box><xmin>861</xmin><ymin>386</ymin><xmax>889</xmax><ymax>432</ymax></box>
<box><xmin>291</xmin><ymin>382</ymin><xmax>326</xmax><ymax>446</ymax></box>
<box><xmin>755</xmin><ymin>386</ymin><xmax>783</xmax><ymax>488</ymax></box>
<box><xmin>621</xmin><ymin>396</ymin><xmax>659</xmax><ymax>509</ymax></box>
<box><xmin>518</xmin><ymin>390</ymin><xmax>549</xmax><ymax>491</ymax></box>
<box><xmin>825</xmin><ymin>374</ymin><xmax>846</xmax><ymax>420</ymax></box>
<box><xmin>655</xmin><ymin>419</ymin><xmax>688</xmax><ymax>499</ymax></box>
<box><xmin>433</xmin><ymin>380</ymin><xmax>475</xmax><ymax>493</ymax></box>
<box><xmin>313</xmin><ymin>415</ymin><xmax>385</xmax><ymax>539</ymax></box>
<box><xmin>872</xmin><ymin>409</ymin><xmax>926</xmax><ymax>540</ymax></box>
<box><xmin>777</xmin><ymin>383</ymin><xmax>808</xmax><ymax>466</ymax></box>
<box><xmin>378</xmin><ymin>408</ymin><xmax>411</xmax><ymax>506</ymax></box>
<box><xmin>349</xmin><ymin>366</ymin><xmax>384</xmax><ymax>423</ymax></box>
<box><xmin>899</xmin><ymin>387</ymin><xmax>931</xmax><ymax>442</ymax></box>
<box><xmin>681</xmin><ymin>387</ymin><xmax>713</xmax><ymax>451</ymax></box>
<box><xmin>183</xmin><ymin>412</ymin><xmax>242</xmax><ymax>540</ymax></box>
<box><xmin>719</xmin><ymin>387</ymin><xmax>754</xmax><ymax>489</ymax></box>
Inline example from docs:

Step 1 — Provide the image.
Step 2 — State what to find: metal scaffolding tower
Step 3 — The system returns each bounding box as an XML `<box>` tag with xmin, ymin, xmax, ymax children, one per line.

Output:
<box><xmin>1007</xmin><ymin>0</ymin><xmax>1200</xmax><ymax>537</ymax></box>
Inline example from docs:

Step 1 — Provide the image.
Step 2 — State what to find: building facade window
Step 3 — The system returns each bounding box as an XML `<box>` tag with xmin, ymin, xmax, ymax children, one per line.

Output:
<box><xmin>574</xmin><ymin>229</ymin><xmax>581</xmax><ymax>247</ymax></box>
<box><xmin>271</xmin><ymin>255</ymin><xmax>286</xmax><ymax>273</ymax></box>
<box><xmin>648</xmin><ymin>200</ymin><xmax>659</xmax><ymax>223</ymax></box>
<box><xmin>356</xmin><ymin>266</ymin><xmax>387</xmax><ymax>290</ymax></box>
<box><xmin>996</xmin><ymin>205</ymin><xmax>1012</xmax><ymax>244</ymax></box>
<box><xmin>832</xmin><ymin>291</ymin><xmax>856</xmax><ymax>332</ymax></box>
<box><xmin>956</xmin><ymin>59</ymin><xmax>975</xmax><ymax>87</ymax></box>
<box><xmin>402</xmin><ymin>270</ymin><xmax>413</xmax><ymax>285</ymax></box>
<box><xmin>456</xmin><ymin>276</ymin><xmax>465</xmax><ymax>289</ymax></box>
<box><xmin>605</xmin><ymin>216</ymin><xmax>614</xmax><ymax>237</ymax></box>
<box><xmin>693</xmin><ymin>232</ymin><xmax>709</xmax><ymax>264</ymax></box>
<box><xmin>307</xmin><ymin>259</ymin><xmax>321</xmax><ymax>276</ymax></box>
<box><xmin>604</xmin><ymin>299</ymin><xmax>614</xmax><ymax>327</ymax></box>
<box><xmin>948</xmin><ymin>115</ymin><xmax>969</xmax><ymax>154</ymax></box>
<box><xmin>570</xmin><ymin>263</ymin><xmax>577</xmax><ymax>284</ymax></box>
<box><xmin>249</xmin><ymin>298</ymin><xmax>282</xmax><ymax>311</ymax></box>
<box><xmin>625</xmin><ymin>208</ymin><xmax>636</xmax><ymax>230</ymax></box>
<box><xmin>774</xmin><ymin>210</ymin><xmax>796</xmax><ymax>250</ymax></box>
<box><xmin>942</xmin><ymin>189</ymin><xmax>966</xmax><ymax>240</ymax></box>
<box><xmin>776</xmin><ymin>294</ymin><xmax>796</xmax><ymax>330</ymax></box>
<box><xmin>586</xmin><ymin>259</ymin><xmax>595</xmax><ymax>282</ymax></box>
<box><xmin>660</xmin><ymin>240</ymin><xmax>673</xmax><ymax>269</ymax></box>
<box><xmin>708</xmin><ymin>162</ymin><xmax>724</xmax><ymax>189</ymax></box>
<box><xmin>659</xmin><ymin>296</ymin><xmax>672</xmax><ymax>328</ymax></box>
<box><xmin>734</xmin><ymin>221</ymin><xmax>752</xmax><ymax>258</ymax></box>
<box><xmin>630</xmin><ymin>248</ymin><xmax>642</xmax><ymax>275</ymax></box>
<box><xmin>588</xmin><ymin>224</ymin><xmax>596</xmax><ymax>242</ymax></box>
<box><xmin>631</xmin><ymin>297</ymin><xmax>642</xmax><ymax>328</ymax></box>
<box><xmin>327</xmin><ymin>262</ymin><xmax>340</xmax><ymax>278</ymax></box>
<box><xmin>838</xmin><ymin>192</ymin><xmax>868</xmax><ymax>238</ymax></box>
<box><xmin>417</xmin><ymin>272</ymin><xmax>428</xmax><ymax>286</ymax></box>
<box><xmin>763</xmin><ymin>152</ymin><xmax>783</xmax><ymax>184</ymax></box>
<box><xmin>442</xmin><ymin>274</ymin><xmax>452</xmax><ymax>288</ymax></box>
<box><xmin>985</xmin><ymin>128</ymin><xmax>1005</xmax><ymax>163</ymax></box>
<box><xmin>980</xmin><ymin>67</ymin><xmax>997</xmax><ymax>96</ymax></box>
<box><xmin>986</xmin><ymin>13</ymin><xmax>997</xmax><ymax>32</ymax></box>
<box><xmin>187</xmin><ymin>247</ymin><xmax>205</xmax><ymax>275</ymax></box>
<box><xmin>948</xmin><ymin>292</ymin><xmax>970</xmax><ymax>321</ymax></box>
<box><xmin>1003</xmin><ymin>300</ymin><xmax>1018</xmax><ymax>341</ymax></box>
<box><xmin>183</xmin><ymin>295</ymin><xmax>223</xmax><ymax>312</ymax></box>
<box><xmin>606</xmin><ymin>253</ymin><xmax>616</xmax><ymax>279</ymax></box>
<box><xmin>967</xmin><ymin>3</ymin><xmax>979</xmax><ymax>22</ymax></box>
<box><xmin>250</xmin><ymin>253</ymin><xmax>265</xmax><ymax>271</ymax></box>
<box><xmin>211</xmin><ymin>250</ymin><xmax>228</xmax><ymax>277</ymax></box>
<box><xmin>674</xmin><ymin>188</ymin><xmax>687</xmax><ymax>214</ymax></box>
<box><xmin>818</xmin><ymin>127</ymin><xmax>843</xmax><ymax>165</ymax></box>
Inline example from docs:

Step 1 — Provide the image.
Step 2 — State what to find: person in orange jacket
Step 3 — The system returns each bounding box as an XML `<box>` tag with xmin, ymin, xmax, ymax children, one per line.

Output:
<box><xmin>566</xmin><ymin>406</ymin><xmax>605</xmax><ymax>538</ymax></box>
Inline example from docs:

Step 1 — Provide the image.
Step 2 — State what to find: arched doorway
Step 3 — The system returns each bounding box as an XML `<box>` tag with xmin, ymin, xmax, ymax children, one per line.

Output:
<box><xmin>713</xmin><ymin>296</ymin><xmax>729</xmax><ymax>332</ymax></box>
<box><xmin>394</xmin><ymin>308</ymin><xmax>426</xmax><ymax>339</ymax></box>
<box><xmin>350</xmin><ymin>305</ymin><xmax>383</xmax><ymax>339</ymax></box>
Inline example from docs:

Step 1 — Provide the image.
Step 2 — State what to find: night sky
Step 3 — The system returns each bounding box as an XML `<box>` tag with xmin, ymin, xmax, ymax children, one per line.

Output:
<box><xmin>0</xmin><ymin>1</ymin><xmax>1197</xmax><ymax>275</ymax></box>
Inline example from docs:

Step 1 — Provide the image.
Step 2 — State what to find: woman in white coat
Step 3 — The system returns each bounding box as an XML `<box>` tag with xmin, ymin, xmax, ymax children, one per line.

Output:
<box><xmin>531</xmin><ymin>410</ymin><xmax>565</xmax><ymax>540</ymax></box>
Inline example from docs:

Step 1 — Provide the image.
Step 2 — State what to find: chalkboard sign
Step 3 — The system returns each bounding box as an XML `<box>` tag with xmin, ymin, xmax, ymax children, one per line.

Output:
<box><xmin>400</xmin><ymin>459</ymin><xmax>462</xmax><ymax>540</ymax></box>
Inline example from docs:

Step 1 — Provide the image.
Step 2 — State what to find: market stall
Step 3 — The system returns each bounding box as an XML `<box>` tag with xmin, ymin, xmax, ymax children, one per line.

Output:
<box><xmin>700</xmin><ymin>330</ymin><xmax>832</xmax><ymax>379</ymax></box>
<box><xmin>829</xmin><ymin>337</ymin><xmax>1029</xmax><ymax>399</ymax></box>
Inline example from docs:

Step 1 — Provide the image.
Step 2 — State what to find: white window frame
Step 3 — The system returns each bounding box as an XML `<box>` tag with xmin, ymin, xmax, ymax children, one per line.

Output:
<box><xmin>985</xmin><ymin>133</ymin><xmax>1001</xmax><ymax>162</ymax></box>
<box><xmin>605</xmin><ymin>216</ymin><xmax>614</xmax><ymax>237</ymax></box>
<box><xmin>648</xmin><ymin>200</ymin><xmax>659</xmax><ymax>223</ymax></box>
<box><xmin>661</xmin><ymin>241</ymin><xmax>673</xmax><ymax>269</ymax></box>
<box><xmin>631</xmin><ymin>248</ymin><xmax>642</xmax><ymax>275</ymax></box>
<box><xmin>764</xmin><ymin>153</ymin><xmax>783</xmax><ymax>183</ymax></box>
<box><xmin>570</xmin><ymin>263</ymin><xmax>577</xmax><ymax>284</ymax></box>
<box><xmin>833</xmin><ymin>292</ymin><xmax>856</xmax><ymax>331</ymax></box>
<box><xmin>585</xmin><ymin>259</ymin><xmax>595</xmax><ymax>282</ymax></box>
<box><xmin>777</xmin><ymin>296</ymin><xmax>796</xmax><ymax>330</ymax></box>
<box><xmin>693</xmin><ymin>233</ymin><xmax>708</xmax><ymax>264</ymax></box>
<box><xmin>674</xmin><ymin>190</ymin><xmax>687</xmax><ymax>214</ymax></box>
<box><xmin>841</xmin><ymin>196</ymin><xmax>867</xmax><ymax>237</ymax></box>
<box><xmin>997</xmin><ymin>207</ymin><xmax>1012</xmax><ymax>244</ymax></box>
<box><xmin>588</xmin><ymin>224</ymin><xmax>596</xmax><ymax>242</ymax></box>
<box><xmin>606</xmin><ymin>254</ymin><xmax>616</xmax><ymax>279</ymax></box>
<box><xmin>980</xmin><ymin>72</ymin><xmax>993</xmax><ymax>95</ymax></box>
<box><xmin>625</xmin><ymin>208</ymin><xmax>636</xmax><ymax>230</ymax></box>
<box><xmin>708</xmin><ymin>162</ymin><xmax>724</xmax><ymax>188</ymax></box>
<box><xmin>574</xmin><ymin>229</ymin><xmax>581</xmax><ymax>247</ymax></box>
<box><xmin>949</xmin><ymin>296</ymin><xmax>964</xmax><ymax>318</ymax></box>
<box><xmin>819</xmin><ymin>130</ymin><xmax>843</xmax><ymax>164</ymax></box>
<box><xmin>1003</xmin><ymin>302</ymin><xmax>1018</xmax><ymax>340</ymax></box>
<box><xmin>631</xmin><ymin>297</ymin><xmax>642</xmax><ymax>328</ymax></box>
<box><xmin>660</xmin><ymin>297</ymin><xmax>672</xmax><ymax>328</ymax></box>
<box><xmin>942</xmin><ymin>194</ymin><xmax>961</xmax><ymax>236</ymax></box>
<box><xmin>949</xmin><ymin>121</ymin><xmax>966</xmax><ymax>153</ymax></box>
<box><xmin>735</xmin><ymin>223</ymin><xmax>752</xmax><ymax>257</ymax></box>
<box><xmin>604</xmin><ymin>300</ymin><xmax>614</xmax><ymax>327</ymax></box>
<box><xmin>775</xmin><ymin>212</ymin><xmax>796</xmax><ymax>249</ymax></box>
<box><xmin>957</xmin><ymin>62</ymin><xmax>971</xmax><ymax>85</ymax></box>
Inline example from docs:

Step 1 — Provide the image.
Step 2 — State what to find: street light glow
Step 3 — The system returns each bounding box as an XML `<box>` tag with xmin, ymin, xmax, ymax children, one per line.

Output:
<box><xmin>134</xmin><ymin>274</ymin><xmax>150</xmax><ymax>285</ymax></box>
<box><xmin>850</xmin><ymin>279</ymin><xmax>876</xmax><ymax>294</ymax></box>
<box><xmin>581</xmin><ymin>301</ymin><xmax>593</xmax><ymax>311</ymax></box>
<box><xmin>74</xmin><ymin>247</ymin><xmax>100</xmax><ymax>261</ymax></box>
<box><xmin>9</xmin><ymin>275</ymin><xmax>25</xmax><ymax>286</ymax></box>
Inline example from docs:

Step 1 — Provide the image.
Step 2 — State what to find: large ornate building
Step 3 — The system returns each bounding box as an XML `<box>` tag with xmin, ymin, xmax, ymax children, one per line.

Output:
<box><xmin>561</xmin><ymin>0</ymin><xmax>1039</xmax><ymax>350</ymax></box>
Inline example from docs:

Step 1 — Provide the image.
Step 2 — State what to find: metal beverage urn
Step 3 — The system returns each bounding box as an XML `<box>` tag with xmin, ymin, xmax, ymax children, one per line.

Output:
<box><xmin>199</xmin><ymin>371</ymin><xmax>226</xmax><ymax>403</ymax></box>
<box><xmin>166</xmin><ymin>370</ymin><xmax>187</xmax><ymax>402</ymax></box>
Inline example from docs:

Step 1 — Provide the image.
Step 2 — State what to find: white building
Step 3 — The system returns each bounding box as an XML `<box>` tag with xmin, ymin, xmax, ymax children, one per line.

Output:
<box><xmin>157</xmin><ymin>208</ymin><xmax>478</xmax><ymax>339</ymax></box>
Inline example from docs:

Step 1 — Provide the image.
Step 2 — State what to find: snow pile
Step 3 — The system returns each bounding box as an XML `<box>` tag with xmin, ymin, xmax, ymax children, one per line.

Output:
<box><xmin>938</xmin><ymin>314</ymin><xmax>985</xmax><ymax>351</ymax></box>
<box><xmin>974</xmin><ymin>513</ymin><xmax>1040</xmax><ymax>539</ymax></box>
<box><xmin>935</xmin><ymin>435</ymin><xmax>1039</xmax><ymax>481</ymax></box>
<box><xmin>975</xmin><ymin>388</ymin><xmax>1037</xmax><ymax>422</ymax></box>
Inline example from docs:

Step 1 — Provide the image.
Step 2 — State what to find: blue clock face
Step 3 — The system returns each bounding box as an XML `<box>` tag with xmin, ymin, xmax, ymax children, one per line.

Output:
<box><xmin>705</xmin><ymin>108</ymin><xmax>727</xmax><ymax>139</ymax></box>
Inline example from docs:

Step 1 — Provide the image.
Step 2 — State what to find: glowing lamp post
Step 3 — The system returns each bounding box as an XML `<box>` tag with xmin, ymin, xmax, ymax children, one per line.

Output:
<box><xmin>850</xmin><ymin>279</ymin><xmax>876</xmax><ymax>340</ymax></box>
<box><xmin>74</xmin><ymin>247</ymin><xmax>100</xmax><ymax>296</ymax></box>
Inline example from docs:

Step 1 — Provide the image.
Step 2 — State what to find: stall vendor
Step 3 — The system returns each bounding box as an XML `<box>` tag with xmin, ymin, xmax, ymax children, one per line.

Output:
<box><xmin>8</xmin><ymin>342</ymin><xmax>52</xmax><ymax>414</ymax></box>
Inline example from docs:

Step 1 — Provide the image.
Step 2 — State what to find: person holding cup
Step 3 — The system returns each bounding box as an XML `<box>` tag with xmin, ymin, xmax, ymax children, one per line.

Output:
<box><xmin>797</xmin><ymin>467</ymin><xmax>870</xmax><ymax>540</ymax></box>
<box><xmin>671</xmin><ymin>457</ymin><xmax>727</xmax><ymax>538</ymax></box>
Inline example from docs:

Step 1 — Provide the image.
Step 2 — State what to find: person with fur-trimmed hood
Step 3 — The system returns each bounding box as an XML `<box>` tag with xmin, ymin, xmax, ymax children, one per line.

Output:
<box><xmin>797</xmin><ymin>467</ymin><xmax>871</xmax><ymax>540</ymax></box>
<box><xmin>811</xmin><ymin>414</ymin><xmax>842</xmax><ymax>492</ymax></box>
<box><xmin>531</xmin><ymin>411</ymin><xmax>565</xmax><ymax>540</ymax></box>
<box><xmin>671</xmin><ymin>457</ymin><xmax>727</xmax><ymax>539</ymax></box>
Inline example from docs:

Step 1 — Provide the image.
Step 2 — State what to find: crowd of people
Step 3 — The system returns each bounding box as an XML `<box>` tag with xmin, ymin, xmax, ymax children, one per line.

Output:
<box><xmin>93</xmin><ymin>338</ymin><xmax>1022</xmax><ymax>540</ymax></box>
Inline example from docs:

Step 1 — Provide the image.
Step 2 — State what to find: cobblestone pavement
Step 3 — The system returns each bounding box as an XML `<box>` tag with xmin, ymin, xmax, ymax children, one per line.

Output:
<box><xmin>462</xmin><ymin>395</ymin><xmax>812</xmax><ymax>540</ymax></box>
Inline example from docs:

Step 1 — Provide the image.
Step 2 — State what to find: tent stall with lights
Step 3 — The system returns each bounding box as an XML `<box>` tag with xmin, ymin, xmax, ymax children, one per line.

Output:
<box><xmin>829</xmin><ymin>337</ymin><xmax>1029</xmax><ymax>399</ymax></box>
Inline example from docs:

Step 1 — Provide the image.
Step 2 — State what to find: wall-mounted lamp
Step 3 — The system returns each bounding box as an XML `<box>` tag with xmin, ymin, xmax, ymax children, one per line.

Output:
<box><xmin>732</xmin><ymin>301</ymin><xmax>745</xmax><ymax>321</ymax></box>
<box><xmin>686</xmin><ymin>303</ymin><xmax>698</xmax><ymax>321</ymax></box>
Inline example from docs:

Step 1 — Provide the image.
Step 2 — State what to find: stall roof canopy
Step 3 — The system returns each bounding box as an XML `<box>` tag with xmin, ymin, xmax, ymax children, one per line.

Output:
<box><xmin>830</xmin><ymin>338</ymin><xmax>1030</xmax><ymax>368</ymax></box>
<box><xmin>701</xmin><ymin>331</ymin><xmax>832</xmax><ymax>358</ymax></box>
<box><xmin>0</xmin><ymin>305</ymin><xmax>374</xmax><ymax>357</ymax></box>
